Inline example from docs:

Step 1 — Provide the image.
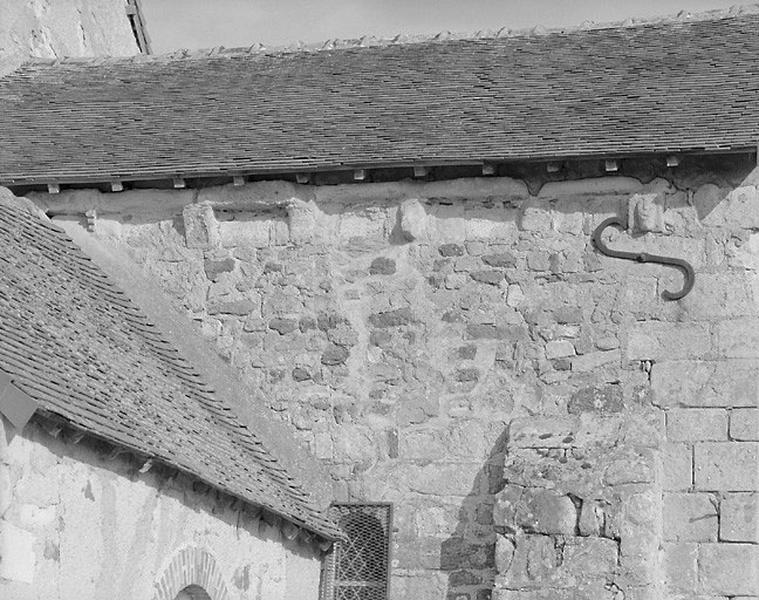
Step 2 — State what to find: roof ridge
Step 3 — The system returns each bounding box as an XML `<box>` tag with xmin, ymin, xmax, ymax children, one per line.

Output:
<box><xmin>17</xmin><ymin>2</ymin><xmax>759</xmax><ymax>67</ymax></box>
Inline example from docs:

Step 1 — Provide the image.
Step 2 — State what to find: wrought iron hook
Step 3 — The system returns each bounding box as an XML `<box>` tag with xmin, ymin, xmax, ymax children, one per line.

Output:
<box><xmin>592</xmin><ymin>216</ymin><xmax>695</xmax><ymax>301</ymax></box>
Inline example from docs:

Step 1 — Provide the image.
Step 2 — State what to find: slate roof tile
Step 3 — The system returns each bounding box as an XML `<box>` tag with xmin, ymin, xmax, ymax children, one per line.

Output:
<box><xmin>0</xmin><ymin>191</ymin><xmax>340</xmax><ymax>541</ymax></box>
<box><xmin>1</xmin><ymin>10</ymin><xmax>758</xmax><ymax>185</ymax></box>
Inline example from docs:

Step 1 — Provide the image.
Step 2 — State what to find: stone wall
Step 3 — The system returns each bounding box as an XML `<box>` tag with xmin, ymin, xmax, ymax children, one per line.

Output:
<box><xmin>0</xmin><ymin>0</ymin><xmax>139</xmax><ymax>75</ymax></box>
<box><xmin>29</xmin><ymin>155</ymin><xmax>759</xmax><ymax>599</ymax></box>
<box><xmin>0</xmin><ymin>416</ymin><xmax>322</xmax><ymax>599</ymax></box>
<box><xmin>494</xmin><ymin>402</ymin><xmax>664</xmax><ymax>599</ymax></box>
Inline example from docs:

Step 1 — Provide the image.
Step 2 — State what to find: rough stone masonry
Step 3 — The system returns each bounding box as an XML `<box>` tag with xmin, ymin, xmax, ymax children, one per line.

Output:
<box><xmin>30</xmin><ymin>155</ymin><xmax>759</xmax><ymax>600</ymax></box>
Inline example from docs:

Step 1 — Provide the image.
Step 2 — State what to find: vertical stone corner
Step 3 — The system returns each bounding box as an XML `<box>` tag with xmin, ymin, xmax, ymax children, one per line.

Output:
<box><xmin>287</xmin><ymin>198</ymin><xmax>316</xmax><ymax>244</ymax></box>
<box><xmin>399</xmin><ymin>198</ymin><xmax>428</xmax><ymax>242</ymax></box>
<box><xmin>182</xmin><ymin>202</ymin><xmax>220</xmax><ymax>250</ymax></box>
<box><xmin>493</xmin><ymin>412</ymin><xmax>665</xmax><ymax>600</ymax></box>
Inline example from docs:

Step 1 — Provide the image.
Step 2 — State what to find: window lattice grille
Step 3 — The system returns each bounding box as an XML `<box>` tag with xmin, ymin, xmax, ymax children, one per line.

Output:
<box><xmin>327</xmin><ymin>503</ymin><xmax>392</xmax><ymax>600</ymax></box>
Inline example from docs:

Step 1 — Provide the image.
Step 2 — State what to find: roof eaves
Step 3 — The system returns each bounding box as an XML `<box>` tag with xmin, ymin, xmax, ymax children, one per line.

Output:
<box><xmin>30</xmin><ymin>408</ymin><xmax>342</xmax><ymax>542</ymax></box>
<box><xmin>2</xmin><ymin>145</ymin><xmax>756</xmax><ymax>189</ymax></box>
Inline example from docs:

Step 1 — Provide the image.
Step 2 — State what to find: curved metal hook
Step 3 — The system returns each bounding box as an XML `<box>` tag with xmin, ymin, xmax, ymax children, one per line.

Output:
<box><xmin>592</xmin><ymin>216</ymin><xmax>695</xmax><ymax>301</ymax></box>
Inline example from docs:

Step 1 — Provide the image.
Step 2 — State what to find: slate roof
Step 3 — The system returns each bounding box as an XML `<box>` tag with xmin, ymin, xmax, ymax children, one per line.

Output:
<box><xmin>1</xmin><ymin>9</ymin><xmax>759</xmax><ymax>185</ymax></box>
<box><xmin>0</xmin><ymin>190</ymin><xmax>340</xmax><ymax>541</ymax></box>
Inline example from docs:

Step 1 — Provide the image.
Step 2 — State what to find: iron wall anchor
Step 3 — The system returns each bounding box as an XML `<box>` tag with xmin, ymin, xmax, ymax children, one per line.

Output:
<box><xmin>592</xmin><ymin>216</ymin><xmax>695</xmax><ymax>301</ymax></box>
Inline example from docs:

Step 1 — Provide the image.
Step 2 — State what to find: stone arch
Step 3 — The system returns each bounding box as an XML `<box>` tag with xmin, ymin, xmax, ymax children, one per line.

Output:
<box><xmin>153</xmin><ymin>546</ymin><xmax>230</xmax><ymax>600</ymax></box>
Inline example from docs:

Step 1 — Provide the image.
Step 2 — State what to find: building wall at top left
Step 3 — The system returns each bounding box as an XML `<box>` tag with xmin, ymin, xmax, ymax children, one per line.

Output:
<box><xmin>0</xmin><ymin>0</ymin><xmax>141</xmax><ymax>74</ymax></box>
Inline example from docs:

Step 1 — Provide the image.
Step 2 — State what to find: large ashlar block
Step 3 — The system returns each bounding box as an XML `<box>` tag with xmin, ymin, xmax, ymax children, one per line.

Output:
<box><xmin>495</xmin><ymin>534</ymin><xmax>516</xmax><ymax>573</ymax></box>
<box><xmin>538</xmin><ymin>176</ymin><xmax>643</xmax><ymax>198</ymax></box>
<box><xmin>182</xmin><ymin>203</ymin><xmax>219</xmax><ymax>249</ymax></box>
<box><xmin>625</xmin><ymin>321</ymin><xmax>712</xmax><ymax>361</ymax></box>
<box><xmin>699</xmin><ymin>543</ymin><xmax>759</xmax><ymax>596</ymax></box>
<box><xmin>338</xmin><ymin>209</ymin><xmax>386</xmax><ymax>241</ymax></box>
<box><xmin>694</xmin><ymin>442</ymin><xmax>759</xmax><ymax>491</ymax></box>
<box><xmin>493</xmin><ymin>584</ymin><xmax>619</xmax><ymax>600</ymax></box>
<box><xmin>501</xmin><ymin>533</ymin><xmax>559</xmax><ymax>586</ymax></box>
<box><xmin>666</xmin><ymin>409</ymin><xmax>728</xmax><ymax>442</ymax></box>
<box><xmin>17</xmin><ymin>503</ymin><xmax>57</xmax><ymax>529</ymax></box>
<box><xmin>508</xmin><ymin>416</ymin><xmax>577</xmax><ymax>449</ymax></box>
<box><xmin>720</xmin><ymin>493</ymin><xmax>758</xmax><ymax>543</ymax></box>
<box><xmin>500</xmin><ymin>533</ymin><xmax>618</xmax><ymax>592</ymax></box>
<box><xmin>651</xmin><ymin>360</ymin><xmax>759</xmax><ymax>408</ymax></box>
<box><xmin>464</xmin><ymin>207</ymin><xmax>520</xmax><ymax>241</ymax></box>
<box><xmin>619</xmin><ymin>530</ymin><xmax>659</xmax><ymax>585</ymax></box>
<box><xmin>561</xmin><ymin>537</ymin><xmax>618</xmax><ymax>576</ymax></box>
<box><xmin>390</xmin><ymin>570</ymin><xmax>449</xmax><ymax>600</ymax></box>
<box><xmin>515</xmin><ymin>488</ymin><xmax>577</xmax><ymax>535</ymax></box>
<box><xmin>405</xmin><ymin>462</ymin><xmax>481</xmax><ymax>497</ymax></box>
<box><xmin>663</xmin><ymin>542</ymin><xmax>698</xmax><ymax>593</ymax></box>
<box><xmin>0</xmin><ymin>520</ymin><xmax>35</xmax><ymax>583</ymax></box>
<box><xmin>570</xmin><ymin>349</ymin><xmax>620</xmax><ymax>373</ymax></box>
<box><xmin>412</xmin><ymin>503</ymin><xmax>460</xmax><ymax>537</ymax></box>
<box><xmin>661</xmin><ymin>443</ymin><xmax>693</xmax><ymax>491</ymax></box>
<box><xmin>430</xmin><ymin>204</ymin><xmax>467</xmax><ymax>243</ymax></box>
<box><xmin>219</xmin><ymin>218</ymin><xmax>272</xmax><ymax>248</ymax></box>
<box><xmin>391</xmin><ymin>536</ymin><xmax>444</xmax><ymax>570</ymax></box>
<box><xmin>519</xmin><ymin>198</ymin><xmax>552</xmax><ymax>232</ymax></box>
<box><xmin>662</xmin><ymin>493</ymin><xmax>718</xmax><ymax>541</ymax></box>
<box><xmin>730</xmin><ymin>409</ymin><xmax>759</xmax><ymax>441</ymax></box>
<box><xmin>676</xmin><ymin>272</ymin><xmax>756</xmax><ymax>320</ymax></box>
<box><xmin>399</xmin><ymin>198</ymin><xmax>428</xmax><ymax>241</ymax></box>
<box><xmin>545</xmin><ymin>340</ymin><xmax>575</xmax><ymax>359</ymax></box>
<box><xmin>716</xmin><ymin>318</ymin><xmax>759</xmax><ymax>359</ymax></box>
<box><xmin>287</xmin><ymin>199</ymin><xmax>315</xmax><ymax>243</ymax></box>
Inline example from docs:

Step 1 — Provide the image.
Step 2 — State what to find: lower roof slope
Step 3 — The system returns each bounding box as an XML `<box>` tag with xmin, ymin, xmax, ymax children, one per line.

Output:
<box><xmin>0</xmin><ymin>8</ymin><xmax>758</xmax><ymax>185</ymax></box>
<box><xmin>0</xmin><ymin>189</ymin><xmax>340</xmax><ymax>541</ymax></box>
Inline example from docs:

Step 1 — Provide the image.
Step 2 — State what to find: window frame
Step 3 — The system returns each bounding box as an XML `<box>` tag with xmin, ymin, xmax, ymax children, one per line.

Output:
<box><xmin>321</xmin><ymin>502</ymin><xmax>394</xmax><ymax>600</ymax></box>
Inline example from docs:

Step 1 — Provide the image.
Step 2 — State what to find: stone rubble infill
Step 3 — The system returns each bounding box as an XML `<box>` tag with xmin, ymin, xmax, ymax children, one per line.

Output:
<box><xmin>28</xmin><ymin>160</ymin><xmax>759</xmax><ymax>599</ymax></box>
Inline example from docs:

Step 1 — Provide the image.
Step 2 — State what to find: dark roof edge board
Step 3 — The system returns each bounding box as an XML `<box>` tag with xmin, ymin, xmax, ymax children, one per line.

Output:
<box><xmin>3</xmin><ymin>147</ymin><xmax>757</xmax><ymax>190</ymax></box>
<box><xmin>56</xmin><ymin>217</ymin><xmax>335</xmax><ymax>513</ymax></box>
<box><xmin>30</xmin><ymin>408</ymin><xmax>332</xmax><ymax>544</ymax></box>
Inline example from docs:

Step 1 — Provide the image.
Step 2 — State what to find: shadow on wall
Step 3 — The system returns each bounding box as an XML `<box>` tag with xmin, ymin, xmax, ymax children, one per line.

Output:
<box><xmin>440</xmin><ymin>429</ymin><xmax>509</xmax><ymax>600</ymax></box>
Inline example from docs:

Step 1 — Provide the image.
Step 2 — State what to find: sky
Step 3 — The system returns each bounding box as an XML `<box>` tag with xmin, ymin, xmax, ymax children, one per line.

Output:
<box><xmin>142</xmin><ymin>0</ymin><xmax>743</xmax><ymax>53</ymax></box>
